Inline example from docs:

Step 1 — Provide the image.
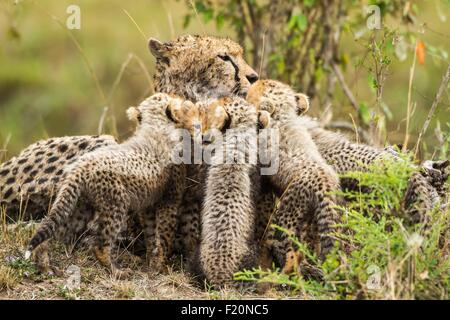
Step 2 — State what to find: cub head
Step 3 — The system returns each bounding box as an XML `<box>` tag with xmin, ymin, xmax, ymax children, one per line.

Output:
<box><xmin>246</xmin><ymin>79</ymin><xmax>309</xmax><ymax>120</ymax></box>
<box><xmin>149</xmin><ymin>35</ymin><xmax>259</xmax><ymax>101</ymax></box>
<box><xmin>127</xmin><ymin>93</ymin><xmax>201</xmax><ymax>136</ymax></box>
<box><xmin>201</xmin><ymin>96</ymin><xmax>270</xmax><ymax>134</ymax></box>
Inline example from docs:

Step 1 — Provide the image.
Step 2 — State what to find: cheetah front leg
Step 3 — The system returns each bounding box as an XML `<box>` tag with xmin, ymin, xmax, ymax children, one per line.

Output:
<box><xmin>91</xmin><ymin>195</ymin><xmax>131</xmax><ymax>279</ymax></box>
<box><xmin>270</xmin><ymin>169</ymin><xmax>340</xmax><ymax>274</ymax></box>
<box><xmin>269</xmin><ymin>180</ymin><xmax>311</xmax><ymax>275</ymax></box>
<box><xmin>144</xmin><ymin>166</ymin><xmax>186</xmax><ymax>273</ymax></box>
<box><xmin>254</xmin><ymin>185</ymin><xmax>276</xmax><ymax>244</ymax></box>
<box><xmin>178</xmin><ymin>198</ymin><xmax>201</xmax><ymax>257</ymax></box>
<box><xmin>403</xmin><ymin>172</ymin><xmax>440</xmax><ymax>225</ymax></box>
<box><xmin>177</xmin><ymin>164</ymin><xmax>207</xmax><ymax>257</ymax></box>
<box><xmin>31</xmin><ymin>240</ymin><xmax>62</xmax><ymax>276</ymax></box>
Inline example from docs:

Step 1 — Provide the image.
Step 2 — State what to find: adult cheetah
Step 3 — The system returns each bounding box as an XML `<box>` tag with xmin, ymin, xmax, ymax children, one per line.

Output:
<box><xmin>148</xmin><ymin>35</ymin><xmax>268</xmax><ymax>256</ymax></box>
<box><xmin>0</xmin><ymin>135</ymin><xmax>117</xmax><ymax>223</ymax></box>
<box><xmin>2</xmin><ymin>34</ymin><xmax>446</xmax><ymax>263</ymax></box>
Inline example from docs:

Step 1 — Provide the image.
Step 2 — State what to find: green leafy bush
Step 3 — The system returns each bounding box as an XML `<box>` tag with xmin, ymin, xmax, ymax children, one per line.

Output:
<box><xmin>235</xmin><ymin>157</ymin><xmax>449</xmax><ymax>299</ymax></box>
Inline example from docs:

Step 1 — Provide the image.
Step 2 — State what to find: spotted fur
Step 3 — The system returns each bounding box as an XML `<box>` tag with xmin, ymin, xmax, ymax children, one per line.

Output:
<box><xmin>247</xmin><ymin>80</ymin><xmax>341</xmax><ymax>273</ymax></box>
<box><xmin>148</xmin><ymin>35</ymin><xmax>262</xmax><ymax>257</ymax></box>
<box><xmin>0</xmin><ymin>135</ymin><xmax>117</xmax><ymax>223</ymax></box>
<box><xmin>25</xmin><ymin>94</ymin><xmax>199</xmax><ymax>276</ymax></box>
<box><xmin>150</xmin><ymin>35</ymin><xmax>259</xmax><ymax>101</ymax></box>
<box><xmin>303</xmin><ymin>109</ymin><xmax>443</xmax><ymax>223</ymax></box>
<box><xmin>191</xmin><ymin>97</ymin><xmax>267</xmax><ymax>287</ymax></box>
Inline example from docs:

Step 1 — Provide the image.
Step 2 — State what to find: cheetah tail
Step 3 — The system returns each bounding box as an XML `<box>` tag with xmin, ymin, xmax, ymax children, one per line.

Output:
<box><xmin>25</xmin><ymin>177</ymin><xmax>82</xmax><ymax>258</ymax></box>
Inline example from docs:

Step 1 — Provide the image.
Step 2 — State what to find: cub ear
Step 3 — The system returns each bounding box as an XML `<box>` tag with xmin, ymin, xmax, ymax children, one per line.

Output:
<box><xmin>126</xmin><ymin>107</ymin><xmax>142</xmax><ymax>123</ymax></box>
<box><xmin>148</xmin><ymin>38</ymin><xmax>172</xmax><ymax>61</ymax></box>
<box><xmin>166</xmin><ymin>102</ymin><xmax>183</xmax><ymax>124</ymax></box>
<box><xmin>295</xmin><ymin>93</ymin><xmax>310</xmax><ymax>115</ymax></box>
<box><xmin>258</xmin><ymin>110</ymin><xmax>271</xmax><ymax>129</ymax></box>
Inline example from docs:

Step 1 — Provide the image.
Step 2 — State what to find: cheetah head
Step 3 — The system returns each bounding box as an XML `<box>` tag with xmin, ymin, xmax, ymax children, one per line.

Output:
<box><xmin>246</xmin><ymin>79</ymin><xmax>309</xmax><ymax>121</ymax></box>
<box><xmin>127</xmin><ymin>93</ymin><xmax>201</xmax><ymax>136</ymax></box>
<box><xmin>149</xmin><ymin>35</ymin><xmax>259</xmax><ymax>101</ymax></box>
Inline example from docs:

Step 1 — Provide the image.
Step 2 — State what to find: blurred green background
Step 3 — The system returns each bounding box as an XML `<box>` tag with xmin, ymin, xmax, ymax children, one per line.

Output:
<box><xmin>0</xmin><ymin>0</ymin><xmax>449</xmax><ymax>158</ymax></box>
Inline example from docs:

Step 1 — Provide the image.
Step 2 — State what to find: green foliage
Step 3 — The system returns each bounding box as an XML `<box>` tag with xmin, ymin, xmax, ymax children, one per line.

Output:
<box><xmin>182</xmin><ymin>0</ymin><xmax>450</xmax><ymax>156</ymax></box>
<box><xmin>235</xmin><ymin>157</ymin><xmax>449</xmax><ymax>299</ymax></box>
<box><xmin>338</xmin><ymin>156</ymin><xmax>416</xmax><ymax>213</ymax></box>
<box><xmin>288</xmin><ymin>13</ymin><xmax>307</xmax><ymax>32</ymax></box>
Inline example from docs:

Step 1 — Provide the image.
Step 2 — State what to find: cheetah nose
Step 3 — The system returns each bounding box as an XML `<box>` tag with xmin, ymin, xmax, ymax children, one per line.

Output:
<box><xmin>246</xmin><ymin>73</ymin><xmax>259</xmax><ymax>84</ymax></box>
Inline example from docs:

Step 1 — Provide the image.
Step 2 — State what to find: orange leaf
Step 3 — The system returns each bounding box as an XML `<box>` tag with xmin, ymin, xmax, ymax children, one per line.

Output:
<box><xmin>416</xmin><ymin>40</ymin><xmax>426</xmax><ymax>65</ymax></box>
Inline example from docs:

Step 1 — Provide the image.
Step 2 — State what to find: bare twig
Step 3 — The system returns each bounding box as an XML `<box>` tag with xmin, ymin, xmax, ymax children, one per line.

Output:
<box><xmin>237</xmin><ymin>0</ymin><xmax>256</xmax><ymax>53</ymax></box>
<box><xmin>122</xmin><ymin>9</ymin><xmax>147</xmax><ymax>41</ymax></box>
<box><xmin>188</xmin><ymin>0</ymin><xmax>207</xmax><ymax>35</ymax></box>
<box><xmin>414</xmin><ymin>65</ymin><xmax>450</xmax><ymax>157</ymax></box>
<box><xmin>108</xmin><ymin>53</ymin><xmax>153</xmax><ymax>104</ymax></box>
<box><xmin>97</xmin><ymin>106</ymin><xmax>109</xmax><ymax>135</ymax></box>
<box><xmin>162</xmin><ymin>2</ymin><xmax>175</xmax><ymax>39</ymax></box>
<box><xmin>108</xmin><ymin>54</ymin><xmax>134</xmax><ymax>104</ymax></box>
<box><xmin>52</xmin><ymin>17</ymin><xmax>107</xmax><ymax>105</ymax></box>
<box><xmin>325</xmin><ymin>121</ymin><xmax>373</xmax><ymax>145</ymax></box>
<box><xmin>403</xmin><ymin>41</ymin><xmax>417</xmax><ymax>152</ymax></box>
<box><xmin>331</xmin><ymin>61</ymin><xmax>360</xmax><ymax>112</ymax></box>
<box><xmin>259</xmin><ymin>30</ymin><xmax>267</xmax><ymax>76</ymax></box>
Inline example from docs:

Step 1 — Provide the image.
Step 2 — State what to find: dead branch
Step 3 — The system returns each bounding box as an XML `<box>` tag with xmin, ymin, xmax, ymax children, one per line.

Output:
<box><xmin>414</xmin><ymin>65</ymin><xmax>450</xmax><ymax>157</ymax></box>
<box><xmin>325</xmin><ymin>121</ymin><xmax>374</xmax><ymax>145</ymax></box>
<box><xmin>331</xmin><ymin>61</ymin><xmax>360</xmax><ymax>113</ymax></box>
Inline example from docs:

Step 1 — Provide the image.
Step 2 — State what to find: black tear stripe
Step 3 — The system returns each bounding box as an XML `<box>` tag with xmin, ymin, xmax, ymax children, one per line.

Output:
<box><xmin>228</xmin><ymin>57</ymin><xmax>240</xmax><ymax>83</ymax></box>
<box><xmin>219</xmin><ymin>55</ymin><xmax>241</xmax><ymax>94</ymax></box>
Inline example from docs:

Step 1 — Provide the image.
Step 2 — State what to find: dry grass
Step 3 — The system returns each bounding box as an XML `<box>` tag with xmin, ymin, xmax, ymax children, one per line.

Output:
<box><xmin>0</xmin><ymin>219</ymin><xmax>304</xmax><ymax>300</ymax></box>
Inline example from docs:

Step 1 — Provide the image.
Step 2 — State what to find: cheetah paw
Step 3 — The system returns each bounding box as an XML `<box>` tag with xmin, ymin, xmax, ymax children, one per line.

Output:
<box><xmin>281</xmin><ymin>250</ymin><xmax>301</xmax><ymax>274</ymax></box>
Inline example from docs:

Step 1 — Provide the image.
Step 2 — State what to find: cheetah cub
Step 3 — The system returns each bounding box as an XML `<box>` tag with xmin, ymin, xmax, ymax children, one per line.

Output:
<box><xmin>194</xmin><ymin>97</ymin><xmax>270</xmax><ymax>287</ymax></box>
<box><xmin>25</xmin><ymin>93</ymin><xmax>200</xmax><ymax>276</ymax></box>
<box><xmin>247</xmin><ymin>79</ymin><xmax>341</xmax><ymax>273</ymax></box>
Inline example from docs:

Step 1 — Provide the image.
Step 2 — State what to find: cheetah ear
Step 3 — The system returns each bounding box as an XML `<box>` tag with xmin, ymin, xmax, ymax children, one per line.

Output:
<box><xmin>148</xmin><ymin>38</ymin><xmax>172</xmax><ymax>62</ymax></box>
<box><xmin>295</xmin><ymin>93</ymin><xmax>310</xmax><ymax>115</ymax></box>
<box><xmin>166</xmin><ymin>103</ymin><xmax>183</xmax><ymax>124</ymax></box>
<box><xmin>258</xmin><ymin>111</ymin><xmax>271</xmax><ymax>130</ymax></box>
<box><xmin>126</xmin><ymin>107</ymin><xmax>142</xmax><ymax>123</ymax></box>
